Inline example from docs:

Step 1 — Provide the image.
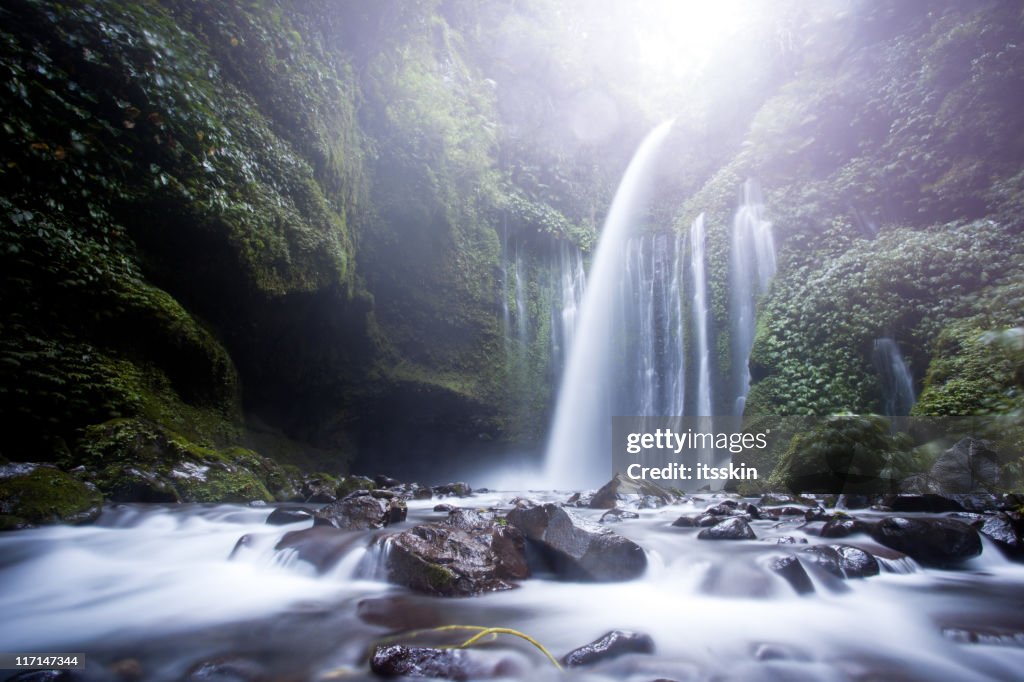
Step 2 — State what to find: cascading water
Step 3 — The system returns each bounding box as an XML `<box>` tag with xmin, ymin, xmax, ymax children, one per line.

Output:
<box><xmin>873</xmin><ymin>337</ymin><xmax>917</xmax><ymax>415</ymax></box>
<box><xmin>549</xmin><ymin>243</ymin><xmax>586</xmax><ymax>375</ymax></box>
<box><xmin>544</xmin><ymin>121</ymin><xmax>675</xmax><ymax>488</ymax></box>
<box><xmin>730</xmin><ymin>179</ymin><xmax>777</xmax><ymax>415</ymax></box>
<box><xmin>689</xmin><ymin>214</ymin><xmax>712</xmax><ymax>417</ymax></box>
<box><xmin>621</xmin><ymin>233</ymin><xmax>686</xmax><ymax>427</ymax></box>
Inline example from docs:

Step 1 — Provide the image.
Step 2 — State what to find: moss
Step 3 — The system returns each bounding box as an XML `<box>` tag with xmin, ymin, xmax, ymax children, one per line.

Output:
<box><xmin>423</xmin><ymin>561</ymin><xmax>458</xmax><ymax>591</ymax></box>
<box><xmin>0</xmin><ymin>466</ymin><xmax>102</xmax><ymax>528</ymax></box>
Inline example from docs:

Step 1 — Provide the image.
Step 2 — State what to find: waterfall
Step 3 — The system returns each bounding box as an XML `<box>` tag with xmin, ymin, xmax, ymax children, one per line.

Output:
<box><xmin>730</xmin><ymin>179</ymin><xmax>776</xmax><ymax>415</ymax></box>
<box><xmin>621</xmin><ymin>233</ymin><xmax>686</xmax><ymax>426</ymax></box>
<box><xmin>873</xmin><ymin>338</ymin><xmax>916</xmax><ymax>415</ymax></box>
<box><xmin>689</xmin><ymin>214</ymin><xmax>712</xmax><ymax>417</ymax></box>
<box><xmin>544</xmin><ymin>121</ymin><xmax>675</xmax><ymax>488</ymax></box>
<box><xmin>513</xmin><ymin>248</ymin><xmax>529</xmax><ymax>346</ymax></box>
<box><xmin>550</xmin><ymin>243</ymin><xmax>586</xmax><ymax>375</ymax></box>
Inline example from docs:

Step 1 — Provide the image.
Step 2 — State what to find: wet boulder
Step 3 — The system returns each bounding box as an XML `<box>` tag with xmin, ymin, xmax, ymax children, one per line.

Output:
<box><xmin>374</xmin><ymin>475</ymin><xmax>402</xmax><ymax>488</ymax></box>
<box><xmin>869</xmin><ymin>517</ymin><xmax>982</xmax><ymax>566</ymax></box>
<box><xmin>589</xmin><ymin>474</ymin><xmax>676</xmax><ymax>509</ymax></box>
<box><xmin>273</xmin><ymin>527</ymin><xmax>367</xmax><ymax>573</ymax></box>
<box><xmin>565</xmin><ymin>491</ymin><xmax>595</xmax><ymax>507</ymax></box>
<box><xmin>670</xmin><ymin>515</ymin><xmax>698</xmax><ymax>528</ymax></box>
<box><xmin>313</xmin><ymin>494</ymin><xmax>405</xmax><ymax>530</ymax></box>
<box><xmin>820</xmin><ymin>516</ymin><xmax>871</xmax><ymax>538</ymax></box>
<box><xmin>370</xmin><ymin>645</ymin><xmax>490</xmax><ymax>680</ymax></box>
<box><xmin>300</xmin><ymin>475</ymin><xmax>338</xmax><ymax>503</ymax></box>
<box><xmin>562</xmin><ymin>630</ymin><xmax>655</xmax><ymax>667</ymax></box>
<box><xmin>265</xmin><ymin>507</ymin><xmax>314</xmax><ymax>525</ymax></box>
<box><xmin>600</xmin><ymin>508</ymin><xmax>639</xmax><ymax>524</ymax></box>
<box><xmin>953</xmin><ymin>512</ymin><xmax>1022</xmax><ymax>558</ymax></box>
<box><xmin>697</xmin><ymin>517</ymin><xmax>756</xmax><ymax>540</ymax></box>
<box><xmin>506</xmin><ymin>503</ymin><xmax>647</xmax><ymax>581</ymax></box>
<box><xmin>767</xmin><ymin>554</ymin><xmax>815</xmax><ymax>594</ymax></box>
<box><xmin>801</xmin><ymin>544</ymin><xmax>879</xmax><ymax>579</ymax></box>
<box><xmin>387</xmin><ymin>519</ymin><xmax>529</xmax><ymax>596</ymax></box>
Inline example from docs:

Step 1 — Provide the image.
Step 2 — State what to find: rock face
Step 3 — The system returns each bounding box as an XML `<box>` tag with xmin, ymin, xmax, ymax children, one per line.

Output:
<box><xmin>697</xmin><ymin>517</ymin><xmax>756</xmax><ymax>541</ymax></box>
<box><xmin>387</xmin><ymin>511</ymin><xmax>529</xmax><ymax>596</ymax></box>
<box><xmin>561</xmin><ymin>630</ymin><xmax>655</xmax><ymax>667</ymax></box>
<box><xmin>589</xmin><ymin>474</ymin><xmax>676</xmax><ymax>509</ymax></box>
<box><xmin>506</xmin><ymin>503</ymin><xmax>647</xmax><ymax>581</ymax></box>
<box><xmin>370</xmin><ymin>645</ymin><xmax>484</xmax><ymax>680</ymax></box>
<box><xmin>869</xmin><ymin>517</ymin><xmax>982</xmax><ymax>566</ymax></box>
<box><xmin>313</xmin><ymin>494</ymin><xmax>406</xmax><ymax>530</ymax></box>
<box><xmin>930</xmin><ymin>438</ymin><xmax>1001</xmax><ymax>493</ymax></box>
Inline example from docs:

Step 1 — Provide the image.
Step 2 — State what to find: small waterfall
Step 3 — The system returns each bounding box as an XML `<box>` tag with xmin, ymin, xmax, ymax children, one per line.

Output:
<box><xmin>689</xmin><ymin>214</ymin><xmax>712</xmax><ymax>417</ymax></box>
<box><xmin>730</xmin><ymin>180</ymin><xmax>777</xmax><ymax>415</ymax></box>
<box><xmin>550</xmin><ymin>243</ymin><xmax>586</xmax><ymax>374</ymax></box>
<box><xmin>513</xmin><ymin>249</ymin><xmax>529</xmax><ymax>346</ymax></box>
<box><xmin>873</xmin><ymin>338</ymin><xmax>916</xmax><ymax>415</ymax></box>
<box><xmin>544</xmin><ymin>121</ymin><xmax>675</xmax><ymax>488</ymax></box>
<box><xmin>621</xmin><ymin>233</ymin><xmax>686</xmax><ymax>425</ymax></box>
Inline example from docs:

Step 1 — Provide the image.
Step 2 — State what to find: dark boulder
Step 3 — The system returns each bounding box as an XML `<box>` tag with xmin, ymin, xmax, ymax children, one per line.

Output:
<box><xmin>313</xmin><ymin>495</ymin><xmax>405</xmax><ymax>530</ymax></box>
<box><xmin>885</xmin><ymin>494</ymin><xmax>965</xmax><ymax>513</ymax></box>
<box><xmin>374</xmin><ymin>475</ymin><xmax>402</xmax><ymax>488</ymax></box>
<box><xmin>506</xmin><ymin>503</ymin><xmax>647</xmax><ymax>581</ymax></box>
<box><xmin>801</xmin><ymin>544</ymin><xmax>879</xmax><ymax>578</ymax></box>
<box><xmin>600</xmin><ymin>508</ymin><xmax>639</xmax><ymax>524</ymax></box>
<box><xmin>387</xmin><ymin>520</ymin><xmax>529</xmax><ymax>596</ymax></box>
<box><xmin>265</xmin><ymin>507</ymin><xmax>314</xmax><ymax>526</ymax></box>
<box><xmin>589</xmin><ymin>474</ymin><xmax>675</xmax><ymax>509</ymax></box>
<box><xmin>446</xmin><ymin>508</ymin><xmax>492</xmax><ymax>531</ymax></box>
<box><xmin>670</xmin><ymin>516</ymin><xmax>697</xmax><ymax>527</ymax></box>
<box><xmin>566</xmin><ymin>491</ymin><xmax>595</xmax><ymax>507</ymax></box>
<box><xmin>697</xmin><ymin>517</ymin><xmax>756</xmax><ymax>541</ymax></box>
<box><xmin>561</xmin><ymin>630</ymin><xmax>655</xmax><ymax>667</ymax></box>
<box><xmin>768</xmin><ymin>555</ymin><xmax>815</xmax><ymax>594</ymax></box>
<box><xmin>370</xmin><ymin>645</ymin><xmax>484</xmax><ymax>680</ymax></box>
<box><xmin>820</xmin><ymin>517</ymin><xmax>871</xmax><ymax>538</ymax></box>
<box><xmin>930</xmin><ymin>437</ymin><xmax>1001</xmax><ymax>493</ymax></box>
<box><xmin>869</xmin><ymin>517</ymin><xmax>982</xmax><ymax>566</ymax></box>
<box><xmin>300</xmin><ymin>476</ymin><xmax>338</xmax><ymax>504</ymax></box>
<box><xmin>954</xmin><ymin>512</ymin><xmax>1022</xmax><ymax>557</ymax></box>
<box><xmin>273</xmin><ymin>527</ymin><xmax>366</xmax><ymax>573</ymax></box>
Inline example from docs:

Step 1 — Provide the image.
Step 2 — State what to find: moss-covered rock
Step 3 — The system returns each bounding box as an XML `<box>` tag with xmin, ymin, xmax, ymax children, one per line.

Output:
<box><xmin>0</xmin><ymin>464</ymin><xmax>103</xmax><ymax>529</ymax></box>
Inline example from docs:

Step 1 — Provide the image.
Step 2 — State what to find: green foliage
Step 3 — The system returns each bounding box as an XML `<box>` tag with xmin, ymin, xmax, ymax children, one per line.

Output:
<box><xmin>769</xmin><ymin>415</ymin><xmax>913</xmax><ymax>493</ymax></box>
<box><xmin>0</xmin><ymin>466</ymin><xmax>103</xmax><ymax>527</ymax></box>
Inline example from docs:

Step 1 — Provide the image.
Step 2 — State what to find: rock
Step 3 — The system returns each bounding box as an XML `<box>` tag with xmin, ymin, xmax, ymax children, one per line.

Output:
<box><xmin>820</xmin><ymin>517</ymin><xmax>871</xmax><ymax>538</ymax></box>
<box><xmin>869</xmin><ymin>517</ymin><xmax>982</xmax><ymax>566</ymax></box>
<box><xmin>670</xmin><ymin>516</ymin><xmax>697</xmax><ymax>527</ymax></box>
<box><xmin>433</xmin><ymin>503</ymin><xmax>455</xmax><ymax>512</ymax></box>
<box><xmin>804</xmin><ymin>507</ymin><xmax>830</xmax><ymax>521</ymax></box>
<box><xmin>0</xmin><ymin>464</ymin><xmax>104</xmax><ymax>530</ymax></box>
<box><xmin>565</xmin><ymin>491</ymin><xmax>595</xmax><ymax>507</ymax></box>
<box><xmin>274</xmin><ymin>527</ymin><xmax>366</xmax><ymax>573</ymax></box>
<box><xmin>370</xmin><ymin>645</ymin><xmax>485</xmax><ymax>680</ymax></box>
<box><xmin>356</xmin><ymin>595</ymin><xmax>444</xmax><ymax>630</ymax></box>
<box><xmin>265</xmin><ymin>507</ymin><xmax>314</xmax><ymax>525</ymax></box>
<box><xmin>336</xmin><ymin>475</ymin><xmax>375</xmax><ymax>498</ymax></box>
<box><xmin>433</xmin><ymin>482</ymin><xmax>473</xmax><ymax>498</ymax></box>
<box><xmin>561</xmin><ymin>630</ymin><xmax>655</xmax><ymax>667</ymax></box>
<box><xmin>313</xmin><ymin>495</ymin><xmax>405</xmax><ymax>530</ymax></box>
<box><xmin>954</xmin><ymin>512</ymin><xmax>1022</xmax><ymax>556</ymax></box>
<box><xmin>695</xmin><ymin>513</ymin><xmax>723</xmax><ymax>527</ymax></box>
<box><xmin>768</xmin><ymin>555</ymin><xmax>815</xmax><ymax>594</ymax></box>
<box><xmin>387</xmin><ymin>521</ymin><xmax>529</xmax><ymax>596</ymax></box>
<box><xmin>600</xmin><ymin>508</ymin><xmax>639</xmax><ymax>524</ymax></box>
<box><xmin>697</xmin><ymin>517</ymin><xmax>756</xmax><ymax>540</ymax></box>
<box><xmin>247</xmin><ymin>499</ymin><xmax>267</xmax><ymax>507</ymax></box>
<box><xmin>446</xmin><ymin>508</ymin><xmax>492</xmax><ymax>531</ymax></box>
<box><xmin>374</xmin><ymin>475</ymin><xmax>402</xmax><ymax>488</ymax></box>
<box><xmin>745</xmin><ymin>504</ymin><xmax>763</xmax><ymax>519</ymax></box>
<box><xmin>764</xmin><ymin>506</ymin><xmax>807</xmax><ymax>518</ymax></box>
<box><xmin>301</xmin><ymin>476</ymin><xmax>338</xmax><ymax>503</ymax></box>
<box><xmin>801</xmin><ymin>544</ymin><xmax>880</xmax><ymax>578</ymax></box>
<box><xmin>759</xmin><ymin>493</ymin><xmax>815</xmax><ymax>506</ymax></box>
<box><xmin>885</xmin><ymin>494</ymin><xmax>965</xmax><ymax>513</ymax></box>
<box><xmin>764</xmin><ymin>535</ymin><xmax>808</xmax><ymax>545</ymax></box>
<box><xmin>704</xmin><ymin>503</ymin><xmax>739</xmax><ymax>516</ymax></box>
<box><xmin>590</xmin><ymin>474</ymin><xmax>675</xmax><ymax>509</ymax></box>
<box><xmin>182</xmin><ymin>656</ymin><xmax>266</xmax><ymax>681</ymax></box>
<box><xmin>929</xmin><ymin>437</ymin><xmax>1001</xmax><ymax>493</ymax></box>
<box><xmin>506</xmin><ymin>503</ymin><xmax>647</xmax><ymax>581</ymax></box>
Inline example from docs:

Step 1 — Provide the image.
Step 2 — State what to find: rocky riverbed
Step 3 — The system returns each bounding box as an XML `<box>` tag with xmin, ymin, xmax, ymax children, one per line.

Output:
<box><xmin>1</xmin><ymin>477</ymin><xmax>1023</xmax><ymax>681</ymax></box>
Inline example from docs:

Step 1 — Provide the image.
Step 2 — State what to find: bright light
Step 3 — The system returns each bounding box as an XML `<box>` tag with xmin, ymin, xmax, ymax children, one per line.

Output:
<box><xmin>636</xmin><ymin>0</ymin><xmax>751</xmax><ymax>77</ymax></box>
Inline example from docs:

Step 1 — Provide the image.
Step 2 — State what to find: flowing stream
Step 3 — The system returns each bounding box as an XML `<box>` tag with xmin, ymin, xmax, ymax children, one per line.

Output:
<box><xmin>1</xmin><ymin>498</ymin><xmax>1023</xmax><ymax>681</ymax></box>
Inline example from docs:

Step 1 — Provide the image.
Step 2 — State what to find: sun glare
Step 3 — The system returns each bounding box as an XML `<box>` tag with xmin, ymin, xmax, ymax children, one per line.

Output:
<box><xmin>636</xmin><ymin>0</ymin><xmax>752</xmax><ymax>77</ymax></box>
